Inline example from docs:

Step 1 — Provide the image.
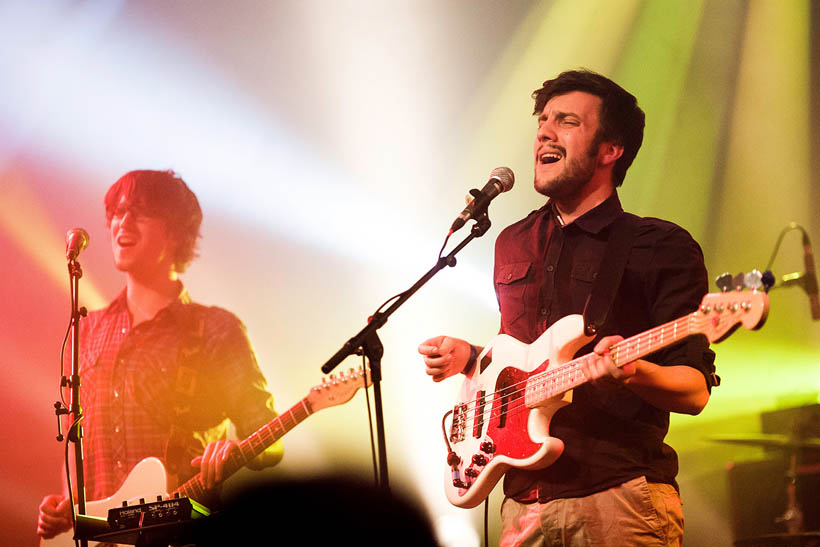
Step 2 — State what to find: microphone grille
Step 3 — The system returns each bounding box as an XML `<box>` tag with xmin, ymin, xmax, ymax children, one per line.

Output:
<box><xmin>490</xmin><ymin>166</ymin><xmax>515</xmax><ymax>192</ymax></box>
<box><xmin>66</xmin><ymin>228</ymin><xmax>90</xmax><ymax>251</ymax></box>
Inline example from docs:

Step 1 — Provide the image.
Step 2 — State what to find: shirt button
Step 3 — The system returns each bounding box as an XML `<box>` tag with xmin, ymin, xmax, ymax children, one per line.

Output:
<box><xmin>113</xmin><ymin>390</ymin><xmax>119</xmax><ymax>398</ymax></box>
<box><xmin>540</xmin><ymin>308</ymin><xmax>547</xmax><ymax>315</ymax></box>
<box><xmin>117</xmin><ymin>460</ymin><xmax>123</xmax><ymax>469</ymax></box>
<box><xmin>114</xmin><ymin>426</ymin><xmax>120</xmax><ymax>433</ymax></box>
<box><xmin>121</xmin><ymin>327</ymin><xmax>127</xmax><ymax>334</ymax></box>
<box><xmin>546</xmin><ymin>265</ymin><xmax>554</xmax><ymax>272</ymax></box>
<box><xmin>506</xmin><ymin>273</ymin><xmax>512</xmax><ymax>280</ymax></box>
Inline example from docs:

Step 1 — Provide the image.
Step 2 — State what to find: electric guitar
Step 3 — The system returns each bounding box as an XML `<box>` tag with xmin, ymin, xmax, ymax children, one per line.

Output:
<box><xmin>42</xmin><ymin>367</ymin><xmax>371</xmax><ymax>547</ymax></box>
<box><xmin>442</xmin><ymin>290</ymin><xmax>768</xmax><ymax>508</ymax></box>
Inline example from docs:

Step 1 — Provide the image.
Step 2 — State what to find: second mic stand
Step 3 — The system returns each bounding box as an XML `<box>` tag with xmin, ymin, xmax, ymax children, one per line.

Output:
<box><xmin>321</xmin><ymin>213</ymin><xmax>493</xmax><ymax>493</ymax></box>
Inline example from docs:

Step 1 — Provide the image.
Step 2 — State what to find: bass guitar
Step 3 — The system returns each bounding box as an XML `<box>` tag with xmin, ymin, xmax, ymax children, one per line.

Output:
<box><xmin>43</xmin><ymin>367</ymin><xmax>370</xmax><ymax>546</ymax></box>
<box><xmin>442</xmin><ymin>290</ymin><xmax>768</xmax><ymax>508</ymax></box>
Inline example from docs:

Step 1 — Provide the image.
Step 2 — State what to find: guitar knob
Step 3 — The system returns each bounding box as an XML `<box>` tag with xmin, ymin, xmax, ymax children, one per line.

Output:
<box><xmin>464</xmin><ymin>467</ymin><xmax>479</xmax><ymax>478</ymax></box>
<box><xmin>480</xmin><ymin>441</ymin><xmax>495</xmax><ymax>454</ymax></box>
<box><xmin>451</xmin><ymin>469</ymin><xmax>465</xmax><ymax>488</ymax></box>
<box><xmin>472</xmin><ymin>454</ymin><xmax>488</xmax><ymax>466</ymax></box>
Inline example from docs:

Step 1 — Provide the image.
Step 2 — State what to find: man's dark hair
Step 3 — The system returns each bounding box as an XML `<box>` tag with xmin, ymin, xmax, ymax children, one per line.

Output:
<box><xmin>104</xmin><ymin>169</ymin><xmax>202</xmax><ymax>273</ymax></box>
<box><xmin>532</xmin><ymin>69</ymin><xmax>645</xmax><ymax>187</ymax></box>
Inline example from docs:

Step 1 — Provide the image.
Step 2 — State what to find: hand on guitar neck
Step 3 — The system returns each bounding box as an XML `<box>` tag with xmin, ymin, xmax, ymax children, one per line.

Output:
<box><xmin>583</xmin><ymin>335</ymin><xmax>636</xmax><ymax>383</ymax></box>
<box><xmin>583</xmin><ymin>334</ymin><xmax>710</xmax><ymax>415</ymax></box>
<box><xmin>189</xmin><ymin>437</ymin><xmax>282</xmax><ymax>490</ymax></box>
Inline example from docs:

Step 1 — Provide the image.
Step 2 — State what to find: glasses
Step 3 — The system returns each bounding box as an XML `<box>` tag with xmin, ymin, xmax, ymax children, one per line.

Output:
<box><xmin>109</xmin><ymin>202</ymin><xmax>163</xmax><ymax>221</ymax></box>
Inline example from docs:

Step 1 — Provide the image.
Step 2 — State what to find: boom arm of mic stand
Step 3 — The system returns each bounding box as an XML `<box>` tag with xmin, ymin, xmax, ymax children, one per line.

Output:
<box><xmin>321</xmin><ymin>214</ymin><xmax>492</xmax><ymax>375</ymax></box>
<box><xmin>319</xmin><ymin>213</ymin><xmax>492</xmax><ymax>493</ymax></box>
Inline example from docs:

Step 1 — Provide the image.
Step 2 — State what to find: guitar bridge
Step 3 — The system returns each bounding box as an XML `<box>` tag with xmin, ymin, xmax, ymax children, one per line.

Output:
<box><xmin>449</xmin><ymin>403</ymin><xmax>466</xmax><ymax>443</ymax></box>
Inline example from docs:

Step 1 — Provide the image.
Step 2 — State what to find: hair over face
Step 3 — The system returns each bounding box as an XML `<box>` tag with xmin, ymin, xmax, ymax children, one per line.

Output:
<box><xmin>104</xmin><ymin>170</ymin><xmax>202</xmax><ymax>273</ymax></box>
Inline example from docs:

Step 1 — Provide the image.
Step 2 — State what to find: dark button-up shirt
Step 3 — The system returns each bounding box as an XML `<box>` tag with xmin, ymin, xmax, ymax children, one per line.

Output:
<box><xmin>493</xmin><ymin>192</ymin><xmax>715</xmax><ymax>502</ymax></box>
<box><xmin>80</xmin><ymin>289</ymin><xmax>277</xmax><ymax>500</ymax></box>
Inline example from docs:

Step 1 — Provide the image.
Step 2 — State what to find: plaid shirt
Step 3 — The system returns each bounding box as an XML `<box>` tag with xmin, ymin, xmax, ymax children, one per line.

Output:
<box><xmin>78</xmin><ymin>288</ymin><xmax>276</xmax><ymax>500</ymax></box>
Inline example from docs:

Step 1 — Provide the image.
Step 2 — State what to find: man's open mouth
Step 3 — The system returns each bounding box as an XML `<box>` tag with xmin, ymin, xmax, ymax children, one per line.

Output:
<box><xmin>540</xmin><ymin>152</ymin><xmax>562</xmax><ymax>164</ymax></box>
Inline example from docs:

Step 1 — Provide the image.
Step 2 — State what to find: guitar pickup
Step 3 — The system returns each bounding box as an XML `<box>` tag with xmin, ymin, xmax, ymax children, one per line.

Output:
<box><xmin>472</xmin><ymin>390</ymin><xmax>486</xmax><ymax>438</ymax></box>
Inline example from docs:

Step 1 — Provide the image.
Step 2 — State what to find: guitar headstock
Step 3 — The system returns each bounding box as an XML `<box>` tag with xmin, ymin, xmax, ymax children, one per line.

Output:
<box><xmin>306</xmin><ymin>367</ymin><xmax>372</xmax><ymax>412</ymax></box>
<box><xmin>697</xmin><ymin>290</ymin><xmax>769</xmax><ymax>343</ymax></box>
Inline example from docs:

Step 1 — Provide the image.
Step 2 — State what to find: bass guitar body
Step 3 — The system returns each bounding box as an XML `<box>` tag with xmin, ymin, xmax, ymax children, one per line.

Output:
<box><xmin>444</xmin><ymin>314</ymin><xmax>591</xmax><ymax>508</ymax></box>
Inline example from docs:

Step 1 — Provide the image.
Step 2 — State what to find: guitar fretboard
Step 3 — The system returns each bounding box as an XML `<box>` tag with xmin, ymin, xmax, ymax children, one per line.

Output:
<box><xmin>524</xmin><ymin>312</ymin><xmax>700</xmax><ymax>405</ymax></box>
<box><xmin>175</xmin><ymin>398</ymin><xmax>313</xmax><ymax>501</ymax></box>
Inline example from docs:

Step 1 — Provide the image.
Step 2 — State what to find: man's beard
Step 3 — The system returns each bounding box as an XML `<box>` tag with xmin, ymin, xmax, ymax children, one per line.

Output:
<box><xmin>534</xmin><ymin>140</ymin><xmax>599</xmax><ymax>199</ymax></box>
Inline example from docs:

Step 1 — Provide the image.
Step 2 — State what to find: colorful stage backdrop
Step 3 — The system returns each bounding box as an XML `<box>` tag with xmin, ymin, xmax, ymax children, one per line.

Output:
<box><xmin>1</xmin><ymin>1</ymin><xmax>818</xmax><ymax>545</ymax></box>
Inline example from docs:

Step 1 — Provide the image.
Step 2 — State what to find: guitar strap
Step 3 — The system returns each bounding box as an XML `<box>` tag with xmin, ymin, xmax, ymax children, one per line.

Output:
<box><xmin>165</xmin><ymin>306</ymin><xmax>208</xmax><ymax>480</ymax></box>
<box><xmin>582</xmin><ymin>212</ymin><xmax>635</xmax><ymax>337</ymax></box>
<box><xmin>581</xmin><ymin>213</ymin><xmax>720</xmax><ymax>388</ymax></box>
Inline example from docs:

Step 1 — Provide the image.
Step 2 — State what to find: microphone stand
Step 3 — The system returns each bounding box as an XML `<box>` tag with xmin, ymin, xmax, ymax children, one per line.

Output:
<box><xmin>63</xmin><ymin>258</ymin><xmax>90</xmax><ymax>547</ymax></box>
<box><xmin>321</xmin><ymin>212</ymin><xmax>493</xmax><ymax>494</ymax></box>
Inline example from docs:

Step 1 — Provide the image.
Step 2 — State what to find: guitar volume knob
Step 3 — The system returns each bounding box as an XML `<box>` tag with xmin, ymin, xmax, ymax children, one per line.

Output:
<box><xmin>480</xmin><ymin>441</ymin><xmax>495</xmax><ymax>454</ymax></box>
<box><xmin>472</xmin><ymin>454</ymin><xmax>488</xmax><ymax>466</ymax></box>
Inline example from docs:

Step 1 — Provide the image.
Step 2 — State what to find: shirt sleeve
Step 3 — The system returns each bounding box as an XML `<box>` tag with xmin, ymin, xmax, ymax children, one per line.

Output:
<box><xmin>203</xmin><ymin>309</ymin><xmax>278</xmax><ymax>438</ymax></box>
<box><xmin>640</xmin><ymin>223</ymin><xmax>717</xmax><ymax>390</ymax></box>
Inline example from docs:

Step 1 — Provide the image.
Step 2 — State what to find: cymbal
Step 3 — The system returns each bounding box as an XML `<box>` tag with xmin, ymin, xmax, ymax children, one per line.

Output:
<box><xmin>708</xmin><ymin>433</ymin><xmax>820</xmax><ymax>451</ymax></box>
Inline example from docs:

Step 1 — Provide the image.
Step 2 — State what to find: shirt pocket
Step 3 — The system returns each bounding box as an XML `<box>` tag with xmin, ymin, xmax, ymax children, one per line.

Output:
<box><xmin>495</xmin><ymin>261</ymin><xmax>532</xmax><ymax>328</ymax></box>
<box><xmin>570</xmin><ymin>260</ymin><xmax>597</xmax><ymax>283</ymax></box>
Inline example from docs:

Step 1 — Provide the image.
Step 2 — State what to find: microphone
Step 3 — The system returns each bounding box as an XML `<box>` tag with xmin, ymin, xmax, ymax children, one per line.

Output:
<box><xmin>801</xmin><ymin>232</ymin><xmax>820</xmax><ymax>320</ymax></box>
<box><xmin>450</xmin><ymin>167</ymin><xmax>515</xmax><ymax>233</ymax></box>
<box><xmin>65</xmin><ymin>228</ymin><xmax>90</xmax><ymax>261</ymax></box>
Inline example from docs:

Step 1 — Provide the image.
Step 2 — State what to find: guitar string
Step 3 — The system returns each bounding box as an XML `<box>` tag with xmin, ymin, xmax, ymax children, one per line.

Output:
<box><xmin>448</xmin><ymin>303</ymin><xmax>759</xmax><ymax>477</ymax></box>
<box><xmin>448</xmin><ymin>315</ymin><xmax>718</xmax><ymax>466</ymax></box>
<box><xmin>452</xmin><ymin>314</ymin><xmax>711</xmax><ymax>422</ymax></box>
<box><xmin>179</xmin><ymin>371</ymin><xmax>367</xmax><ymax>497</ymax></box>
<box><xmin>234</xmin><ymin>368</ymin><xmax>366</xmax><ymax>461</ymax></box>
<box><xmin>457</xmin><ymin>314</ymin><xmax>704</xmax><ymax>420</ymax></box>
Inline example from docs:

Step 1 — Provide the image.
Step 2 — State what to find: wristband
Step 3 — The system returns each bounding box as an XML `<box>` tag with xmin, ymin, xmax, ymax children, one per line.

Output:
<box><xmin>462</xmin><ymin>344</ymin><xmax>478</xmax><ymax>375</ymax></box>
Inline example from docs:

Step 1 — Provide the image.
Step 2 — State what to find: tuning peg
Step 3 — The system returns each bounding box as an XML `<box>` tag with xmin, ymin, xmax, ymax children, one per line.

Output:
<box><xmin>732</xmin><ymin>272</ymin><xmax>746</xmax><ymax>291</ymax></box>
<box><xmin>744</xmin><ymin>269</ymin><xmax>763</xmax><ymax>291</ymax></box>
<box><xmin>761</xmin><ymin>270</ymin><xmax>775</xmax><ymax>292</ymax></box>
<box><xmin>715</xmin><ymin>272</ymin><xmax>733</xmax><ymax>292</ymax></box>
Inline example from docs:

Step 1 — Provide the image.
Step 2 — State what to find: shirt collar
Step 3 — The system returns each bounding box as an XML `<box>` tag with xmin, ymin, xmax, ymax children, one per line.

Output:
<box><xmin>547</xmin><ymin>191</ymin><xmax>624</xmax><ymax>235</ymax></box>
<box><xmin>105</xmin><ymin>284</ymin><xmax>192</xmax><ymax>319</ymax></box>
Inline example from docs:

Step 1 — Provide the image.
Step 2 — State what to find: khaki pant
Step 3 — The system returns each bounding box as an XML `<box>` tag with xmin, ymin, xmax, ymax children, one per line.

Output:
<box><xmin>500</xmin><ymin>476</ymin><xmax>684</xmax><ymax>547</ymax></box>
